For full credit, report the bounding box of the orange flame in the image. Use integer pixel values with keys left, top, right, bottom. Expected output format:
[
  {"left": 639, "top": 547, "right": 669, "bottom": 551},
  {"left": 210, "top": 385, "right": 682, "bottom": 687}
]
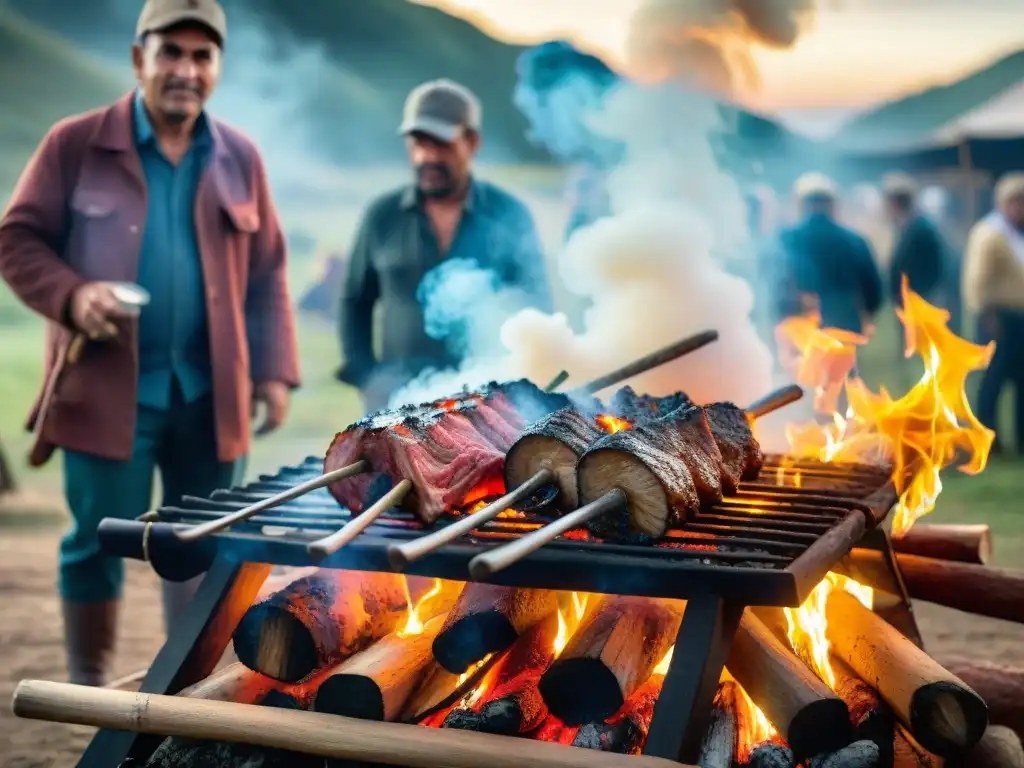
[
  {"left": 719, "top": 668, "right": 777, "bottom": 760},
  {"left": 553, "top": 592, "right": 591, "bottom": 656},
  {"left": 596, "top": 414, "right": 632, "bottom": 434},
  {"left": 398, "top": 577, "right": 443, "bottom": 637},
  {"left": 776, "top": 278, "right": 995, "bottom": 535},
  {"left": 782, "top": 573, "right": 873, "bottom": 688}
]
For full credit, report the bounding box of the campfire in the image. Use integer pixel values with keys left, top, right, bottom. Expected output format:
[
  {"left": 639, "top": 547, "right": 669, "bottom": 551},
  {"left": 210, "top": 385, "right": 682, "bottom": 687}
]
[{"left": 12, "top": 289, "right": 1024, "bottom": 768}]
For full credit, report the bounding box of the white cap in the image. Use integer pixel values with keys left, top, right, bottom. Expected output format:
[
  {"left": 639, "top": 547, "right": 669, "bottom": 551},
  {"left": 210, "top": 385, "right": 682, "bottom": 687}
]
[
  {"left": 794, "top": 172, "right": 837, "bottom": 200},
  {"left": 995, "top": 173, "right": 1024, "bottom": 206},
  {"left": 882, "top": 172, "right": 918, "bottom": 197}
]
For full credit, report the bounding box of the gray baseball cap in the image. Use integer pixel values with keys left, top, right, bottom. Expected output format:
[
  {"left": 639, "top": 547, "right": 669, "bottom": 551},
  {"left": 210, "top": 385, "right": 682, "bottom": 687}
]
[
  {"left": 399, "top": 79, "right": 482, "bottom": 143},
  {"left": 136, "top": 0, "right": 227, "bottom": 45}
]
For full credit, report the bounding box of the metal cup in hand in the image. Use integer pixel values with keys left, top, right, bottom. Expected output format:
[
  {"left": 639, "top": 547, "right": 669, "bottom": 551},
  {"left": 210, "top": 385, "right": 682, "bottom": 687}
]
[{"left": 106, "top": 282, "right": 151, "bottom": 316}]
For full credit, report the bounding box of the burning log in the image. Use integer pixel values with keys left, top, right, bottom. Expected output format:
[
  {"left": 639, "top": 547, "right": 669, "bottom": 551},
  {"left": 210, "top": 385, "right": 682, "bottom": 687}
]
[
  {"left": 839, "top": 549, "right": 1024, "bottom": 625},
  {"left": 825, "top": 590, "right": 988, "bottom": 757},
  {"left": 442, "top": 611, "right": 561, "bottom": 735},
  {"left": 890, "top": 524, "right": 992, "bottom": 565},
  {"left": 177, "top": 662, "right": 279, "bottom": 704},
  {"left": 748, "top": 744, "right": 796, "bottom": 768},
  {"left": 934, "top": 658, "right": 1024, "bottom": 739},
  {"left": 966, "top": 725, "right": 1024, "bottom": 768},
  {"left": 315, "top": 613, "right": 447, "bottom": 722},
  {"left": 432, "top": 585, "right": 558, "bottom": 674},
  {"left": 400, "top": 664, "right": 465, "bottom": 722},
  {"left": 725, "top": 611, "right": 853, "bottom": 762},
  {"left": 698, "top": 680, "right": 740, "bottom": 768},
  {"left": 808, "top": 740, "right": 880, "bottom": 768},
  {"left": 570, "top": 674, "right": 662, "bottom": 754},
  {"left": 233, "top": 569, "right": 408, "bottom": 683},
  {"left": 894, "top": 725, "right": 943, "bottom": 768},
  {"left": 832, "top": 657, "right": 896, "bottom": 767},
  {"left": 538, "top": 596, "right": 683, "bottom": 725}
]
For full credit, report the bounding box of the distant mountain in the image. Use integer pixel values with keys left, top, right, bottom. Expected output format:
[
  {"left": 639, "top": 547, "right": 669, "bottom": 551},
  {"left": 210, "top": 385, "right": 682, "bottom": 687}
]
[{"left": 833, "top": 49, "right": 1024, "bottom": 151}]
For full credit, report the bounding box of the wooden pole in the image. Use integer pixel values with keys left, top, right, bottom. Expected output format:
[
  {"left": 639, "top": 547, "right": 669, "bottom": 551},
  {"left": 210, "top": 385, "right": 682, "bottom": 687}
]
[
  {"left": 12, "top": 681, "right": 690, "bottom": 768},
  {"left": 826, "top": 591, "right": 988, "bottom": 757},
  {"left": 934, "top": 657, "right": 1024, "bottom": 740},
  {"left": 890, "top": 524, "right": 992, "bottom": 565}
]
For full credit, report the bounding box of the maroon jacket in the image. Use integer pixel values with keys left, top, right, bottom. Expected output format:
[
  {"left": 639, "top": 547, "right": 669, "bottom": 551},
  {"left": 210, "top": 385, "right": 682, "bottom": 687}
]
[{"left": 0, "top": 92, "right": 301, "bottom": 463}]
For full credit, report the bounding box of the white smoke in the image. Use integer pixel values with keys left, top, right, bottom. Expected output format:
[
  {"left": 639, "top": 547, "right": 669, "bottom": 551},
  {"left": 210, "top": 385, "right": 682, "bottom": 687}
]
[{"left": 390, "top": 79, "right": 783, "bottom": 433}]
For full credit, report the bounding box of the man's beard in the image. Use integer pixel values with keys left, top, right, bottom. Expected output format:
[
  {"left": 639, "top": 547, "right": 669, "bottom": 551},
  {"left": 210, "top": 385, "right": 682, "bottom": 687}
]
[{"left": 416, "top": 162, "right": 462, "bottom": 199}]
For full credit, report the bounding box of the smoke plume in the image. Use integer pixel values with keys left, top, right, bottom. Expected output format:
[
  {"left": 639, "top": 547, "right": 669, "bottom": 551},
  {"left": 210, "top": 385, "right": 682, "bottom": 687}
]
[
  {"left": 390, "top": 74, "right": 780, "bottom": 417},
  {"left": 626, "top": 0, "right": 816, "bottom": 94}
]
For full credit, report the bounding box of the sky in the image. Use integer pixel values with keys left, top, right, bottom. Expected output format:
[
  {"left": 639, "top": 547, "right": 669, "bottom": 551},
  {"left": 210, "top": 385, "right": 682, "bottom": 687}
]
[{"left": 420, "top": 0, "right": 1024, "bottom": 134}]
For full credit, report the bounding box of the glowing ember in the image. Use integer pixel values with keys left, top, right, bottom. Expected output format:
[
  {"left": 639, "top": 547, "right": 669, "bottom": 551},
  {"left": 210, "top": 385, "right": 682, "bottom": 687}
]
[
  {"left": 782, "top": 573, "right": 872, "bottom": 688},
  {"left": 777, "top": 278, "right": 995, "bottom": 535},
  {"left": 596, "top": 413, "right": 632, "bottom": 434},
  {"left": 398, "top": 577, "right": 443, "bottom": 637}
]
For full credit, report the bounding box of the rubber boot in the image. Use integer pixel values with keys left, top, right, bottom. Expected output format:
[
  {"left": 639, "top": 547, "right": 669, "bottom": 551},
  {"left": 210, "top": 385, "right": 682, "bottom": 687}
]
[
  {"left": 161, "top": 574, "right": 204, "bottom": 636},
  {"left": 61, "top": 599, "right": 118, "bottom": 686}
]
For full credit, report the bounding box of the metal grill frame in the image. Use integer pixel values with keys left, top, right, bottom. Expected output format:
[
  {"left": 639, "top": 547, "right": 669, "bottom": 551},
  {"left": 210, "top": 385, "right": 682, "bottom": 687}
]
[{"left": 79, "top": 455, "right": 900, "bottom": 767}]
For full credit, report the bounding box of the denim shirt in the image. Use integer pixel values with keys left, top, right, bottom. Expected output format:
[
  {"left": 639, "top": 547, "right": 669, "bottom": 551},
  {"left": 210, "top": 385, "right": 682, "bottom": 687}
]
[{"left": 132, "top": 91, "right": 213, "bottom": 409}]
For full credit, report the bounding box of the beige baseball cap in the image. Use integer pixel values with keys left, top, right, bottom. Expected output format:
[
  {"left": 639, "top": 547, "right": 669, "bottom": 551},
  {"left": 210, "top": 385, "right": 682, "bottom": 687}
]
[
  {"left": 399, "top": 79, "right": 482, "bottom": 142},
  {"left": 136, "top": 0, "right": 227, "bottom": 45}
]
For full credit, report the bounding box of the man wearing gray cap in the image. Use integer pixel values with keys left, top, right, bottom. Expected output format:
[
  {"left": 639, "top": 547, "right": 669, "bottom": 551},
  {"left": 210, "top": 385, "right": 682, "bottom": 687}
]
[
  {"left": 0, "top": 0, "right": 299, "bottom": 685},
  {"left": 338, "top": 79, "right": 553, "bottom": 411}
]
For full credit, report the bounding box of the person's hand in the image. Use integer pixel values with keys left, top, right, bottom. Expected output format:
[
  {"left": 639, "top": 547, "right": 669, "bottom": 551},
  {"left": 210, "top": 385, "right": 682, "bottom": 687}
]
[
  {"left": 68, "top": 282, "right": 135, "bottom": 339},
  {"left": 252, "top": 381, "right": 290, "bottom": 436}
]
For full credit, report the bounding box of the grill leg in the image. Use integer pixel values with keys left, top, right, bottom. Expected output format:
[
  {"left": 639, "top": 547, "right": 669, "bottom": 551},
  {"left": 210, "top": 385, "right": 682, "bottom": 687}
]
[
  {"left": 74, "top": 555, "right": 271, "bottom": 767},
  {"left": 855, "top": 528, "right": 925, "bottom": 647},
  {"left": 643, "top": 594, "right": 744, "bottom": 764}
]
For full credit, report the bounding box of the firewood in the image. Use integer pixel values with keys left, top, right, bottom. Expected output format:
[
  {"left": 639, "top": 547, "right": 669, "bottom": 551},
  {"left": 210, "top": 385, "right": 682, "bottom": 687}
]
[
  {"left": 962, "top": 725, "right": 1024, "bottom": 768},
  {"left": 399, "top": 664, "right": 463, "bottom": 722},
  {"left": 748, "top": 744, "right": 796, "bottom": 768},
  {"left": 934, "top": 657, "right": 1024, "bottom": 739},
  {"left": 894, "top": 725, "right": 944, "bottom": 767},
  {"left": 890, "top": 524, "right": 992, "bottom": 565},
  {"left": 832, "top": 657, "right": 896, "bottom": 767},
  {"left": 143, "top": 689, "right": 323, "bottom": 768},
  {"left": 698, "top": 680, "right": 739, "bottom": 768},
  {"left": 570, "top": 674, "right": 662, "bottom": 755},
  {"left": 539, "top": 596, "right": 683, "bottom": 725},
  {"left": 809, "top": 740, "right": 881, "bottom": 768},
  {"left": 315, "top": 614, "right": 447, "bottom": 722},
  {"left": 443, "top": 611, "right": 561, "bottom": 735},
  {"left": 839, "top": 550, "right": 1024, "bottom": 625},
  {"left": 826, "top": 591, "right": 988, "bottom": 758},
  {"left": 233, "top": 569, "right": 408, "bottom": 683},
  {"left": 177, "top": 662, "right": 278, "bottom": 704},
  {"left": 432, "top": 585, "right": 559, "bottom": 674},
  {"left": 726, "top": 611, "right": 853, "bottom": 762}
]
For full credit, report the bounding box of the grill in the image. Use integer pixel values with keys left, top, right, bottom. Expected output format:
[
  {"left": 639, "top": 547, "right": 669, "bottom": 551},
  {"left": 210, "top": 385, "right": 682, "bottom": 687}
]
[{"left": 83, "top": 452, "right": 902, "bottom": 768}]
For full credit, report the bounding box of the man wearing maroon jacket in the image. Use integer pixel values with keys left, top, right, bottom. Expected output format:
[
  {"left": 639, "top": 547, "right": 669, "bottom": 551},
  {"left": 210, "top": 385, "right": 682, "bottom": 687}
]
[{"left": 0, "top": 0, "right": 300, "bottom": 685}]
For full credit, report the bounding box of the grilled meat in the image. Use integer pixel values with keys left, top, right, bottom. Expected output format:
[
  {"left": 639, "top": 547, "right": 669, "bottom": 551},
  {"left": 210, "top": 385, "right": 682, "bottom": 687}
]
[
  {"left": 577, "top": 402, "right": 762, "bottom": 542},
  {"left": 325, "top": 380, "right": 570, "bottom": 524}
]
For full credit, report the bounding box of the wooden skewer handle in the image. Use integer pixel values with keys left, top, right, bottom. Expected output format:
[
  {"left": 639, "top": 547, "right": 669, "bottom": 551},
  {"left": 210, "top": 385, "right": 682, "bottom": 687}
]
[
  {"left": 11, "top": 680, "right": 686, "bottom": 768},
  {"left": 468, "top": 489, "right": 627, "bottom": 580},
  {"left": 307, "top": 479, "right": 412, "bottom": 558},
  {"left": 745, "top": 383, "right": 804, "bottom": 420},
  {"left": 388, "top": 469, "right": 553, "bottom": 570},
  {"left": 575, "top": 329, "right": 719, "bottom": 395},
  {"left": 174, "top": 460, "right": 368, "bottom": 541}
]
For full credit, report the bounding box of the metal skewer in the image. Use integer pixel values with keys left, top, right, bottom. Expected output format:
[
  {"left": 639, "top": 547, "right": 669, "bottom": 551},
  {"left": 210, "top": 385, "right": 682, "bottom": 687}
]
[
  {"left": 173, "top": 461, "right": 367, "bottom": 541},
  {"left": 387, "top": 468, "right": 554, "bottom": 570},
  {"left": 466, "top": 384, "right": 805, "bottom": 579},
  {"left": 307, "top": 479, "right": 413, "bottom": 559}
]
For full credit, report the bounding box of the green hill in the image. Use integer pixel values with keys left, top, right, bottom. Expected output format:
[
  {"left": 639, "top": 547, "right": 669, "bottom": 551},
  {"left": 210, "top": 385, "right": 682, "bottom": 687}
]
[
  {"left": 0, "top": 8, "right": 129, "bottom": 191},
  {"left": 833, "top": 49, "right": 1024, "bottom": 150}
]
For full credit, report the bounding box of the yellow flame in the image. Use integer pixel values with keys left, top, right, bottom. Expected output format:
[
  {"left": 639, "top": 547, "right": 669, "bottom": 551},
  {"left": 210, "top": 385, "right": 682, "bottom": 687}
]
[
  {"left": 553, "top": 592, "right": 591, "bottom": 656},
  {"left": 653, "top": 645, "right": 673, "bottom": 676},
  {"left": 398, "top": 577, "right": 442, "bottom": 637},
  {"left": 777, "top": 278, "right": 995, "bottom": 535},
  {"left": 783, "top": 573, "right": 872, "bottom": 688},
  {"left": 720, "top": 668, "right": 777, "bottom": 759}
]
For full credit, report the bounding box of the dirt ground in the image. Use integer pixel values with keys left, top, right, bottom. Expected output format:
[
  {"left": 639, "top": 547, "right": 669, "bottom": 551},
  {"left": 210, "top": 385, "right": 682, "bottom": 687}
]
[{"left": 0, "top": 517, "right": 1022, "bottom": 768}]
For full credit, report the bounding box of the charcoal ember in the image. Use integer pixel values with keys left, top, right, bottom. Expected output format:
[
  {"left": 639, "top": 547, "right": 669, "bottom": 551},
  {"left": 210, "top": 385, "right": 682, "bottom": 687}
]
[
  {"left": 809, "top": 740, "right": 880, "bottom": 768},
  {"left": 441, "top": 707, "right": 484, "bottom": 730},
  {"left": 571, "top": 719, "right": 643, "bottom": 754},
  {"left": 748, "top": 743, "right": 796, "bottom": 768},
  {"left": 143, "top": 739, "right": 323, "bottom": 768}
]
